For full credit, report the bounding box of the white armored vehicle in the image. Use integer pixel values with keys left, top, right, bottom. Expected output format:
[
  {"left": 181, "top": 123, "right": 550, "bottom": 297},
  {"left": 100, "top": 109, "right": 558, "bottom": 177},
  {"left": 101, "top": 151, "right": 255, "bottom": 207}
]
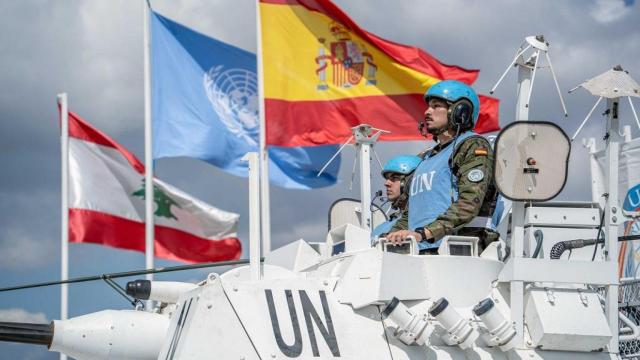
[{"left": 2, "top": 37, "right": 640, "bottom": 360}]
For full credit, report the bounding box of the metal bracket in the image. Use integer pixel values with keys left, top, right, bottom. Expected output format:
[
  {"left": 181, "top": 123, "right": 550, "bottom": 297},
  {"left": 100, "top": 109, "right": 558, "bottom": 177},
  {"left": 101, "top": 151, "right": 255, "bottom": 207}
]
[{"left": 545, "top": 287, "right": 556, "bottom": 305}]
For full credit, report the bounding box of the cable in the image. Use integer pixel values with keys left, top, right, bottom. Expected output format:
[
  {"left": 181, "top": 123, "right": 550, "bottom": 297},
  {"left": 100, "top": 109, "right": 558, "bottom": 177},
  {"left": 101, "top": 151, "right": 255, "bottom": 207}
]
[
  {"left": 447, "top": 124, "right": 462, "bottom": 203},
  {"left": 0, "top": 258, "right": 259, "bottom": 293},
  {"left": 532, "top": 230, "right": 544, "bottom": 258},
  {"left": 591, "top": 194, "right": 608, "bottom": 261},
  {"left": 551, "top": 238, "right": 603, "bottom": 260}
]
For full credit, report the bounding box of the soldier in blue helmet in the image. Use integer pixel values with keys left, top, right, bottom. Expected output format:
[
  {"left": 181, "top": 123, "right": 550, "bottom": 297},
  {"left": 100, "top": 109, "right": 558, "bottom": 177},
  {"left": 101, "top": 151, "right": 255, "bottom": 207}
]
[
  {"left": 386, "top": 80, "right": 498, "bottom": 254},
  {"left": 371, "top": 155, "right": 422, "bottom": 241}
]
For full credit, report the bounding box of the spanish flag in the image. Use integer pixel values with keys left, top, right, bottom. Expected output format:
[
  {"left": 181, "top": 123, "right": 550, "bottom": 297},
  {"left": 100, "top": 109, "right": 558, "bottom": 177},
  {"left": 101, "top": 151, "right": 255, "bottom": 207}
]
[{"left": 260, "top": 0, "right": 500, "bottom": 148}]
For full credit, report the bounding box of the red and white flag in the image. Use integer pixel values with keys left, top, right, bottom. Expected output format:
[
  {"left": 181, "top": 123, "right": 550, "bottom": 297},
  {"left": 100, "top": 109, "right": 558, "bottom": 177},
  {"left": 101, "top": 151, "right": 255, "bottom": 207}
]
[{"left": 66, "top": 110, "right": 241, "bottom": 263}]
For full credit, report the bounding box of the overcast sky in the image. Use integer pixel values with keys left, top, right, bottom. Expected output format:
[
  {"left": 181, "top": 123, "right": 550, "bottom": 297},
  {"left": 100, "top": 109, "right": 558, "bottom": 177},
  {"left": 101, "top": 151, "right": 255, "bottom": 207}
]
[{"left": 0, "top": 0, "right": 638, "bottom": 358}]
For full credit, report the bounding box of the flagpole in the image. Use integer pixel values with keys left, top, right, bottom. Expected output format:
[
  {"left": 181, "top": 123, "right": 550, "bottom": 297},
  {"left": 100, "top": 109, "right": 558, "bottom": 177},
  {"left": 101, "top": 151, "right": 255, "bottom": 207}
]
[
  {"left": 57, "top": 93, "right": 69, "bottom": 360},
  {"left": 256, "top": 0, "right": 271, "bottom": 255},
  {"left": 143, "top": 0, "right": 155, "bottom": 284}
]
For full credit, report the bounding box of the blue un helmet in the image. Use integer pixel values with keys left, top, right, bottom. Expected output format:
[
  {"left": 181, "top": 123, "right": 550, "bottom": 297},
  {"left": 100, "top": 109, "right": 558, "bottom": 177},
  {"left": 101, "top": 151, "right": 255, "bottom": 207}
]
[
  {"left": 423, "top": 80, "right": 480, "bottom": 130},
  {"left": 381, "top": 155, "right": 422, "bottom": 178}
]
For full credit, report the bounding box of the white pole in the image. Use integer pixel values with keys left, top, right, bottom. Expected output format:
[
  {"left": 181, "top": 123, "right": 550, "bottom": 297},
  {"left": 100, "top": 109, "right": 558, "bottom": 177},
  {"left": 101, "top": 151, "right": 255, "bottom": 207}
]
[
  {"left": 246, "top": 152, "right": 262, "bottom": 280},
  {"left": 604, "top": 98, "right": 620, "bottom": 353},
  {"left": 508, "top": 61, "right": 532, "bottom": 350},
  {"left": 57, "top": 93, "right": 69, "bottom": 360},
  {"left": 359, "top": 143, "right": 372, "bottom": 231},
  {"left": 142, "top": 0, "right": 154, "bottom": 283},
  {"left": 256, "top": 0, "right": 271, "bottom": 255}
]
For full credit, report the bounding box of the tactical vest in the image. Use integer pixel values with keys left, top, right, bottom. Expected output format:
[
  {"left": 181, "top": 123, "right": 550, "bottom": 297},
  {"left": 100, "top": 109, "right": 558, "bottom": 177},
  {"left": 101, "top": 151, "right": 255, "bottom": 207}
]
[{"left": 409, "top": 132, "right": 493, "bottom": 250}]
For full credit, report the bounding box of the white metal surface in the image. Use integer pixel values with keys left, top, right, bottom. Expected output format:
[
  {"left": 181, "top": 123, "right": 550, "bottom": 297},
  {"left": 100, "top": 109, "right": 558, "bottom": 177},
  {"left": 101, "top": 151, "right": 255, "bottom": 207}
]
[
  {"left": 142, "top": 0, "right": 154, "bottom": 284},
  {"left": 333, "top": 250, "right": 429, "bottom": 309},
  {"left": 325, "top": 223, "right": 370, "bottom": 256},
  {"left": 572, "top": 67, "right": 640, "bottom": 99},
  {"left": 265, "top": 239, "right": 322, "bottom": 272},
  {"left": 222, "top": 276, "right": 391, "bottom": 359},
  {"left": 147, "top": 282, "right": 198, "bottom": 304},
  {"left": 524, "top": 205, "right": 600, "bottom": 228},
  {"left": 157, "top": 279, "right": 260, "bottom": 359},
  {"left": 358, "top": 136, "right": 372, "bottom": 231},
  {"left": 499, "top": 257, "right": 616, "bottom": 285},
  {"left": 57, "top": 93, "right": 69, "bottom": 360},
  {"left": 525, "top": 288, "right": 612, "bottom": 352},
  {"left": 604, "top": 98, "right": 621, "bottom": 353},
  {"left": 50, "top": 310, "right": 169, "bottom": 360},
  {"left": 246, "top": 152, "right": 262, "bottom": 280}
]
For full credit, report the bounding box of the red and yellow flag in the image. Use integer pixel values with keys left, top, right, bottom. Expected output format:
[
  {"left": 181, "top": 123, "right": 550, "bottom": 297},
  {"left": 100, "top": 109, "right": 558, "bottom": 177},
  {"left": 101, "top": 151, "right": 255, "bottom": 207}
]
[{"left": 260, "top": 0, "right": 500, "bottom": 147}]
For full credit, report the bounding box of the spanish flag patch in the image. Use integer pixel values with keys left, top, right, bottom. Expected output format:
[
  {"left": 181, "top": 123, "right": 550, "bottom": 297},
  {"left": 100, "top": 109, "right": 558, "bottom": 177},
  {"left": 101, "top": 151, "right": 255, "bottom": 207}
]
[{"left": 474, "top": 148, "right": 489, "bottom": 156}]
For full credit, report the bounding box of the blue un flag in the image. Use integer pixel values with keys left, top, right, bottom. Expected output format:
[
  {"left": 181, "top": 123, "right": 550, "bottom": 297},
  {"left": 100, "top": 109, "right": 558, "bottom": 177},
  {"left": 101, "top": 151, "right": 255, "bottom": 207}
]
[{"left": 151, "top": 11, "right": 339, "bottom": 189}]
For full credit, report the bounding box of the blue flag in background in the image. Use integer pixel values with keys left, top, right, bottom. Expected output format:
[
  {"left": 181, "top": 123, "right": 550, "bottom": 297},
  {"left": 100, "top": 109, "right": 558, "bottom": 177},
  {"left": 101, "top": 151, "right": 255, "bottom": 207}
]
[{"left": 151, "top": 12, "right": 339, "bottom": 189}]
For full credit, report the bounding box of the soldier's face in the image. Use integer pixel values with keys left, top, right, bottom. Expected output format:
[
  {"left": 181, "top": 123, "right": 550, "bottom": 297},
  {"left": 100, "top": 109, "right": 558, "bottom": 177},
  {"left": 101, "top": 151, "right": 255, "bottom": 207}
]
[
  {"left": 384, "top": 173, "right": 402, "bottom": 201},
  {"left": 423, "top": 98, "right": 450, "bottom": 133}
]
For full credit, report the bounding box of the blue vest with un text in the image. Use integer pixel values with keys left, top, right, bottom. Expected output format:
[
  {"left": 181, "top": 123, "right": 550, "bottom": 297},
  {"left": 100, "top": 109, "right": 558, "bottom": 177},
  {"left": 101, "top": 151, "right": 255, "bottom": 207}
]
[{"left": 409, "top": 132, "right": 476, "bottom": 250}]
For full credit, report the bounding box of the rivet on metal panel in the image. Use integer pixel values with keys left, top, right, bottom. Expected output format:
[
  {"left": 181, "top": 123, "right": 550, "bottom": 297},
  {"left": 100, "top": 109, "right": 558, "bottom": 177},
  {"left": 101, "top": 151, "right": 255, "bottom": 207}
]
[
  {"left": 613, "top": 216, "right": 618, "bottom": 222},
  {"left": 533, "top": 214, "right": 538, "bottom": 219},
  {"left": 233, "top": 286, "right": 238, "bottom": 292},
  {"left": 323, "top": 280, "right": 328, "bottom": 286},
  {"left": 271, "top": 354, "right": 276, "bottom": 358},
  {"left": 612, "top": 207, "right": 617, "bottom": 214},
  {"left": 563, "top": 215, "right": 567, "bottom": 220},
  {"left": 527, "top": 340, "right": 532, "bottom": 346},
  {"left": 207, "top": 304, "right": 213, "bottom": 309}
]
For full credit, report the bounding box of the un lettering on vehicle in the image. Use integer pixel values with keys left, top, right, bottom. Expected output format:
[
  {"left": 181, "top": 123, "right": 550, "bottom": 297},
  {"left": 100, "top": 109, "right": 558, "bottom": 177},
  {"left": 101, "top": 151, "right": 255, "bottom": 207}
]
[{"left": 265, "top": 289, "right": 341, "bottom": 358}]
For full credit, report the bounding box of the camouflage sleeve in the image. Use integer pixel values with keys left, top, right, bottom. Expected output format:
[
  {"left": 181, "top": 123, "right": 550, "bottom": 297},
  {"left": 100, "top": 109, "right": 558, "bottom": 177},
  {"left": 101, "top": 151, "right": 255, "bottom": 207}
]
[
  {"left": 424, "top": 137, "right": 494, "bottom": 241},
  {"left": 389, "top": 207, "right": 409, "bottom": 232}
]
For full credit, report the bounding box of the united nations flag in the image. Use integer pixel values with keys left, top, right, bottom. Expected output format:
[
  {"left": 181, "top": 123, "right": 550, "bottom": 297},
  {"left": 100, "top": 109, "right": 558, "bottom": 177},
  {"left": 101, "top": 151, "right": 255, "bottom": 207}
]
[{"left": 151, "top": 11, "right": 339, "bottom": 189}]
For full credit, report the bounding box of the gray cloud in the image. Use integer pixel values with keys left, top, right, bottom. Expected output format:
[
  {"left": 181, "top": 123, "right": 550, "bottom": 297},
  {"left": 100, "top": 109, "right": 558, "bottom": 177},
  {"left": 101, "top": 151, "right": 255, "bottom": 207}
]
[
  {"left": 590, "top": 0, "right": 635, "bottom": 23},
  {"left": 0, "top": 227, "right": 56, "bottom": 270},
  {"left": 0, "top": 308, "right": 48, "bottom": 323}
]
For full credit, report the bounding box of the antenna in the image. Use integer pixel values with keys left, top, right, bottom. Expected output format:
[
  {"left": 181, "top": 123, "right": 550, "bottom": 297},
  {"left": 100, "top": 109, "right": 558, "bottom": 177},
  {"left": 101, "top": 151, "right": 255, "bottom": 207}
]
[
  {"left": 569, "top": 65, "right": 640, "bottom": 353},
  {"left": 490, "top": 35, "right": 568, "bottom": 118},
  {"left": 488, "top": 35, "right": 569, "bottom": 350},
  {"left": 318, "top": 124, "right": 389, "bottom": 231},
  {"left": 569, "top": 65, "right": 640, "bottom": 141}
]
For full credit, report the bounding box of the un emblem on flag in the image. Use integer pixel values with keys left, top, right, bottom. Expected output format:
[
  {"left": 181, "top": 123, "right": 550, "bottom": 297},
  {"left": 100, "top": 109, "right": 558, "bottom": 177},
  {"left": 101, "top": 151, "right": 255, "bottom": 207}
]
[{"left": 203, "top": 65, "right": 259, "bottom": 145}]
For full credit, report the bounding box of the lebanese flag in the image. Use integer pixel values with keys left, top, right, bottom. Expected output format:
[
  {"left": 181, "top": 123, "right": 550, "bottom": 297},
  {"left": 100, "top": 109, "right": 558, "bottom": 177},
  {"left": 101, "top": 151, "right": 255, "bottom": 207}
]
[
  {"left": 66, "top": 110, "right": 241, "bottom": 263},
  {"left": 260, "top": 0, "right": 500, "bottom": 147}
]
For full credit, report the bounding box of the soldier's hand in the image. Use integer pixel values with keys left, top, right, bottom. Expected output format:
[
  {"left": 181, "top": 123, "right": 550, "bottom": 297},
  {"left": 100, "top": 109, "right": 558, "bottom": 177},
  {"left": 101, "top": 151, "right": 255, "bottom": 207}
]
[{"left": 386, "top": 230, "right": 421, "bottom": 245}]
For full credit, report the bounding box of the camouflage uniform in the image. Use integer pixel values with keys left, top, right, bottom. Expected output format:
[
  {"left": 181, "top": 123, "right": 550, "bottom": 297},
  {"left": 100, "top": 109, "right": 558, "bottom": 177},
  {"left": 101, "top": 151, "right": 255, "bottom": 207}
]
[
  {"left": 389, "top": 178, "right": 410, "bottom": 232},
  {"left": 392, "top": 135, "right": 498, "bottom": 250}
]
